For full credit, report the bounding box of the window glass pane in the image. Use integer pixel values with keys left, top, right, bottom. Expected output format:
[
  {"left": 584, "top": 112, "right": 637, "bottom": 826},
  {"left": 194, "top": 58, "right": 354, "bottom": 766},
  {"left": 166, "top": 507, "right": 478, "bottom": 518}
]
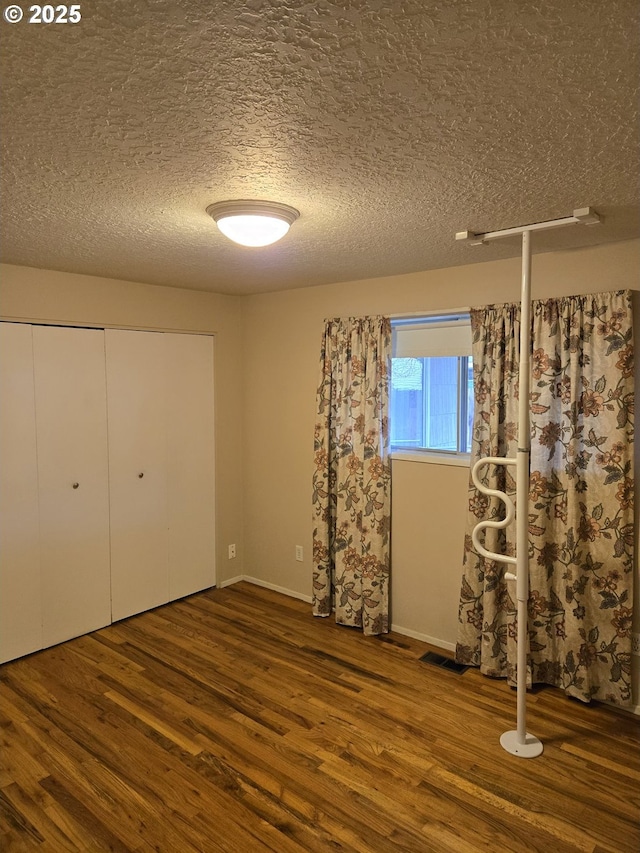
[
  {"left": 390, "top": 312, "right": 474, "bottom": 456},
  {"left": 390, "top": 358, "right": 423, "bottom": 447},
  {"left": 424, "top": 357, "right": 458, "bottom": 451},
  {"left": 465, "top": 357, "right": 474, "bottom": 453}
]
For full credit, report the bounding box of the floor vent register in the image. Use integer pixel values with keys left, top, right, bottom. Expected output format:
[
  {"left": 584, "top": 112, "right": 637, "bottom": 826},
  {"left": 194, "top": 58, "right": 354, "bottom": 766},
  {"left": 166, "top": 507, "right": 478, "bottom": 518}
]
[{"left": 419, "top": 651, "right": 469, "bottom": 675}]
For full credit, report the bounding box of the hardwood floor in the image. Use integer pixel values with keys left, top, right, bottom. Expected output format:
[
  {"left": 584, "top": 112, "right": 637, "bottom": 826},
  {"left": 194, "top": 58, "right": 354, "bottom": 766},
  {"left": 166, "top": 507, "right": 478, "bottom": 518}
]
[{"left": 1, "top": 582, "right": 638, "bottom": 853}]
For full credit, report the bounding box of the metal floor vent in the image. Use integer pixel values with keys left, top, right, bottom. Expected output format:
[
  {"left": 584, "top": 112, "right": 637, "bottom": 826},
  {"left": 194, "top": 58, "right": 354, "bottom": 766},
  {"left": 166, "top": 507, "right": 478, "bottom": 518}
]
[{"left": 419, "top": 651, "right": 469, "bottom": 675}]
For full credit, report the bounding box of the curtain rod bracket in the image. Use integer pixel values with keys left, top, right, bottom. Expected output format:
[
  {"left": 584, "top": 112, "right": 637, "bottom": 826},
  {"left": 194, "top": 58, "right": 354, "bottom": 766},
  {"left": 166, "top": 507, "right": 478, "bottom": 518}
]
[
  {"left": 573, "top": 206, "right": 601, "bottom": 226},
  {"left": 455, "top": 230, "right": 486, "bottom": 246},
  {"left": 456, "top": 206, "right": 601, "bottom": 246}
]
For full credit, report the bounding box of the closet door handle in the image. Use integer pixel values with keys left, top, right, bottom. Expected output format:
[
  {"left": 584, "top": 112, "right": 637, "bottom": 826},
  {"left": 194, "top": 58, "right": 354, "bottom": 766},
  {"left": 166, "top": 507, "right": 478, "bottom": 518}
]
[
  {"left": 138, "top": 472, "right": 144, "bottom": 478},
  {"left": 72, "top": 482, "right": 79, "bottom": 489}
]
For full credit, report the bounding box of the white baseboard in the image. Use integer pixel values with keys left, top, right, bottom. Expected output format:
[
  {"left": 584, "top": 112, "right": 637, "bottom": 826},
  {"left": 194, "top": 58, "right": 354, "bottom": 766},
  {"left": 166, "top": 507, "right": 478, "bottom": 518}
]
[
  {"left": 222, "top": 576, "right": 457, "bottom": 646},
  {"left": 219, "top": 575, "right": 245, "bottom": 589},
  {"left": 217, "top": 582, "right": 639, "bottom": 714},
  {"left": 222, "top": 576, "right": 453, "bottom": 647},
  {"left": 219, "top": 574, "right": 312, "bottom": 604},
  {"left": 391, "top": 623, "right": 455, "bottom": 653},
  {"left": 606, "top": 701, "right": 640, "bottom": 716}
]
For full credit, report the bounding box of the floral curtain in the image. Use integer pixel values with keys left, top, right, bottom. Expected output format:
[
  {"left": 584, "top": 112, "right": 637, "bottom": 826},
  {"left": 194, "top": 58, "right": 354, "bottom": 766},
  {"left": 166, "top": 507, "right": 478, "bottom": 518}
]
[
  {"left": 312, "top": 316, "right": 392, "bottom": 636},
  {"left": 457, "top": 290, "right": 634, "bottom": 706}
]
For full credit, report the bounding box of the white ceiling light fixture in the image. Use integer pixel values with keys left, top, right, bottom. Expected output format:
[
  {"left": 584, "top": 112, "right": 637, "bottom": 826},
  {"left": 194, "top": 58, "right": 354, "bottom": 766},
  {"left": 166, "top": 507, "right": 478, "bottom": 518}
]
[{"left": 206, "top": 199, "right": 300, "bottom": 247}]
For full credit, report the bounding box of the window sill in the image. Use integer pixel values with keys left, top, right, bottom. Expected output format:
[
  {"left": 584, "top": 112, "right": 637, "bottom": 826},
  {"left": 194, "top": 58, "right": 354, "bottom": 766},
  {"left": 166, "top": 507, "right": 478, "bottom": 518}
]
[{"left": 391, "top": 450, "right": 471, "bottom": 468}]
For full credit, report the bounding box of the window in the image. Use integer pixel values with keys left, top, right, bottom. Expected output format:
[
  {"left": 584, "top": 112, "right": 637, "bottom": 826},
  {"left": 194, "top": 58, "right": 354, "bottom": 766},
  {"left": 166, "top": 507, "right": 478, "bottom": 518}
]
[{"left": 391, "top": 315, "right": 473, "bottom": 456}]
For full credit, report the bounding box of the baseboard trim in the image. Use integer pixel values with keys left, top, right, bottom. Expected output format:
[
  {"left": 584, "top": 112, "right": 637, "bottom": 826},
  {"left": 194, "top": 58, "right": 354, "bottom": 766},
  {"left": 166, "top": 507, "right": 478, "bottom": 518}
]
[
  {"left": 216, "top": 583, "right": 639, "bottom": 714},
  {"left": 222, "top": 577, "right": 454, "bottom": 647},
  {"left": 219, "top": 575, "right": 312, "bottom": 604},
  {"left": 219, "top": 575, "right": 245, "bottom": 589},
  {"left": 607, "top": 701, "right": 640, "bottom": 717},
  {"left": 391, "top": 623, "right": 455, "bottom": 653}
]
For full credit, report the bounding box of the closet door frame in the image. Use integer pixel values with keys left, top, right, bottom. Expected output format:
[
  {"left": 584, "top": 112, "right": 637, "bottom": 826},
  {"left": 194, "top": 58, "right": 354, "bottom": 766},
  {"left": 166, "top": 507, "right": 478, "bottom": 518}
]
[{"left": 0, "top": 319, "right": 217, "bottom": 660}]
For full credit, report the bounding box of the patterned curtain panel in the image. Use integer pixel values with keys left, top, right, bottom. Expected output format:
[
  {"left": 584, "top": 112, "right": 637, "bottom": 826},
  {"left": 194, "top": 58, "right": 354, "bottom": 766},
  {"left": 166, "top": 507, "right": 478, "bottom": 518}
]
[
  {"left": 312, "top": 316, "right": 392, "bottom": 636},
  {"left": 457, "top": 290, "right": 634, "bottom": 707}
]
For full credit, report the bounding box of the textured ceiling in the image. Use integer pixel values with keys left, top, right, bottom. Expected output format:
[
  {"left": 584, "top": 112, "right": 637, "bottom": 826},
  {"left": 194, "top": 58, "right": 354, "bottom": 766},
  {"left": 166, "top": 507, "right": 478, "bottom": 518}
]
[{"left": 1, "top": 0, "right": 638, "bottom": 295}]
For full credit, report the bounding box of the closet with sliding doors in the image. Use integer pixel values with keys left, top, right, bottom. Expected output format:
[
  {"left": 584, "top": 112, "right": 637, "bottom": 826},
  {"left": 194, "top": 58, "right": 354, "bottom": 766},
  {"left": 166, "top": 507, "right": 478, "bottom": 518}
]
[{"left": 0, "top": 323, "right": 216, "bottom": 664}]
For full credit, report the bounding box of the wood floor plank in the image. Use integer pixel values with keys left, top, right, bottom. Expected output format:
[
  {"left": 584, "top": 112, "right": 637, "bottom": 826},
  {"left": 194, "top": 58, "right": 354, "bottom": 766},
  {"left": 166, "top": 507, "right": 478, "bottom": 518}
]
[
  {"left": 1, "top": 582, "right": 639, "bottom": 852},
  {"left": 3, "top": 678, "right": 275, "bottom": 852}
]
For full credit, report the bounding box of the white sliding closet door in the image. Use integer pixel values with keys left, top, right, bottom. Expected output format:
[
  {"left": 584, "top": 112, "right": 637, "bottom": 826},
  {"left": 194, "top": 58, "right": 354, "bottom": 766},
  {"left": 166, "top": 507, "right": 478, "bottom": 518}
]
[
  {"left": 0, "top": 323, "right": 42, "bottom": 662},
  {"left": 106, "top": 330, "right": 169, "bottom": 621},
  {"left": 33, "top": 325, "right": 111, "bottom": 648},
  {"left": 165, "top": 333, "right": 215, "bottom": 600}
]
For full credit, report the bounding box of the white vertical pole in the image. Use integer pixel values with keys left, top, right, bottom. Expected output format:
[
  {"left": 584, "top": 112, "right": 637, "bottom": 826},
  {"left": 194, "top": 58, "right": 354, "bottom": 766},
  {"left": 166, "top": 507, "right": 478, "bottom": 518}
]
[
  {"left": 500, "top": 230, "right": 543, "bottom": 757},
  {"left": 516, "top": 231, "right": 532, "bottom": 743},
  {"left": 461, "top": 208, "right": 601, "bottom": 758}
]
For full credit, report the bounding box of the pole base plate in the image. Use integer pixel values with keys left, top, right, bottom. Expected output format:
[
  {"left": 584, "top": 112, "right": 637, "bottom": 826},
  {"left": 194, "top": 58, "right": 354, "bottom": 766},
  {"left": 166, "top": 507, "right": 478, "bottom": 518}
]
[{"left": 500, "top": 730, "right": 543, "bottom": 758}]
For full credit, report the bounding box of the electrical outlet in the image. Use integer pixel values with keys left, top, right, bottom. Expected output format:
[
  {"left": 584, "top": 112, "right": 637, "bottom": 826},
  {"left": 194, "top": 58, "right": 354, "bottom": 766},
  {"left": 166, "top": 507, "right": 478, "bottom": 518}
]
[
  {"left": 228, "top": 544, "right": 236, "bottom": 560},
  {"left": 632, "top": 632, "right": 640, "bottom": 656},
  {"left": 295, "top": 545, "right": 303, "bottom": 562}
]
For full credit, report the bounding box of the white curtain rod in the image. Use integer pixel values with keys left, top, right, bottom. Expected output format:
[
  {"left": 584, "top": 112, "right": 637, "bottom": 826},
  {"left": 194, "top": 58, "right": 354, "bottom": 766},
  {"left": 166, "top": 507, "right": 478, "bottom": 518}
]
[{"left": 390, "top": 307, "right": 470, "bottom": 319}]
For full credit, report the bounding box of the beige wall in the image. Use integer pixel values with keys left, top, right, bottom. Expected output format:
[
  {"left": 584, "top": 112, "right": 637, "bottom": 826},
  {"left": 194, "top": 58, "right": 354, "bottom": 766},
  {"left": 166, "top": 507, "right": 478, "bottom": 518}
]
[
  {"left": 241, "top": 240, "right": 640, "bottom": 699},
  {"left": 2, "top": 239, "right": 639, "bottom": 706},
  {"left": 0, "top": 263, "right": 245, "bottom": 585}
]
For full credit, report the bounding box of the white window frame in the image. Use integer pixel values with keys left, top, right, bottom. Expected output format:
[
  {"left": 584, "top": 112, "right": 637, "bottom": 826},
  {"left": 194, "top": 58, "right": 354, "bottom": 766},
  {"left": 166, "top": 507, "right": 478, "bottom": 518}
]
[{"left": 390, "top": 312, "right": 473, "bottom": 467}]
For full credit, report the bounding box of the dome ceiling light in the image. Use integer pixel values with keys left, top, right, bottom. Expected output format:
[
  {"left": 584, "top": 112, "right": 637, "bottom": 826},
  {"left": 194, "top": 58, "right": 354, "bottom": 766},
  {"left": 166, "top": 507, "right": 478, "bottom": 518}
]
[{"left": 206, "top": 200, "right": 300, "bottom": 248}]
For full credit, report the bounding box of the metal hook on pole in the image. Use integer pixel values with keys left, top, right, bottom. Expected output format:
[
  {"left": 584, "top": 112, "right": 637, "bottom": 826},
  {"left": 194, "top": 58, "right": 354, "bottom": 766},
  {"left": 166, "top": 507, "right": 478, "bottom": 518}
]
[{"left": 470, "top": 455, "right": 516, "bottom": 574}]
